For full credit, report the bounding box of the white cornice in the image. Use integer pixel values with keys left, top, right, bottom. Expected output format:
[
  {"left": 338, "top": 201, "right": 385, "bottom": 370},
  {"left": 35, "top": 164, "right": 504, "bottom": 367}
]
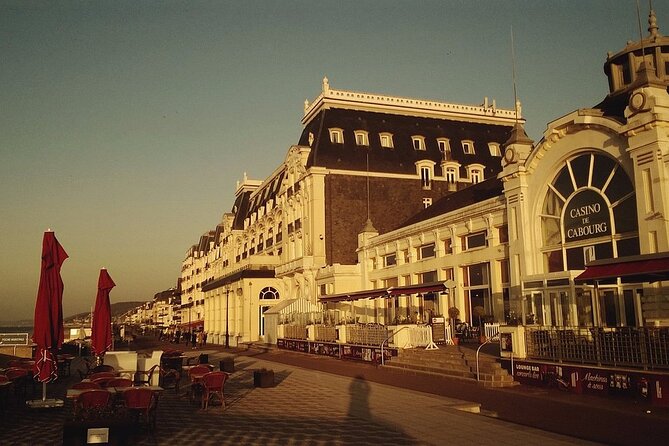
[{"left": 302, "top": 86, "right": 521, "bottom": 127}]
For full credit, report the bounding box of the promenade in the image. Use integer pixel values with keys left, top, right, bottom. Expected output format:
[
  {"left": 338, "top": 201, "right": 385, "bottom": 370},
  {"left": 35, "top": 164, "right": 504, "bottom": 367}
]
[{"left": 1, "top": 335, "right": 667, "bottom": 445}]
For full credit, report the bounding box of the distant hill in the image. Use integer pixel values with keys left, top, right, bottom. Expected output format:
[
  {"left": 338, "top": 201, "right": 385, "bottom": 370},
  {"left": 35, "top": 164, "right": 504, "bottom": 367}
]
[{"left": 64, "top": 301, "right": 147, "bottom": 323}]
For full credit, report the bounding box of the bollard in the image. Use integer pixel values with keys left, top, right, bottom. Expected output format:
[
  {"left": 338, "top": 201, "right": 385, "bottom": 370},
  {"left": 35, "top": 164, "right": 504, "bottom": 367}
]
[{"left": 220, "top": 357, "right": 235, "bottom": 372}]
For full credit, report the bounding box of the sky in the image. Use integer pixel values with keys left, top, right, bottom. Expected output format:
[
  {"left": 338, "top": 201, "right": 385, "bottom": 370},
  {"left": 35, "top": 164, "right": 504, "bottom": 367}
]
[{"left": 1, "top": 1, "right": 666, "bottom": 322}]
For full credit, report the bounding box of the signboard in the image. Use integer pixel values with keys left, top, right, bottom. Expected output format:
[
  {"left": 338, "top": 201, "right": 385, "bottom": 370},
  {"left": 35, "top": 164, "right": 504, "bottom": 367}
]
[
  {"left": 431, "top": 317, "right": 446, "bottom": 343},
  {"left": 563, "top": 190, "right": 611, "bottom": 242},
  {"left": 0, "top": 333, "right": 29, "bottom": 346}
]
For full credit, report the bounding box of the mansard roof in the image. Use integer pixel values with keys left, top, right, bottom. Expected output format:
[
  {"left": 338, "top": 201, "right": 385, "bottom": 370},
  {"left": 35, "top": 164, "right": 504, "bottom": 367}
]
[
  {"left": 398, "top": 177, "right": 504, "bottom": 229},
  {"left": 298, "top": 108, "right": 512, "bottom": 180}
]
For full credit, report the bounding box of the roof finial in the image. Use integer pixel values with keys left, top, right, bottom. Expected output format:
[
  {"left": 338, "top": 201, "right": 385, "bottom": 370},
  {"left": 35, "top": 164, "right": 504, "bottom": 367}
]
[
  {"left": 648, "top": 7, "right": 659, "bottom": 38},
  {"left": 322, "top": 76, "right": 330, "bottom": 93}
]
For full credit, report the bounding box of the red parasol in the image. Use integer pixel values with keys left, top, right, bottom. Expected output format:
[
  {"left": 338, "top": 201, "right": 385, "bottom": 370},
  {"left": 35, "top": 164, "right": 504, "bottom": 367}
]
[
  {"left": 91, "top": 268, "right": 115, "bottom": 356},
  {"left": 33, "top": 231, "right": 68, "bottom": 384}
]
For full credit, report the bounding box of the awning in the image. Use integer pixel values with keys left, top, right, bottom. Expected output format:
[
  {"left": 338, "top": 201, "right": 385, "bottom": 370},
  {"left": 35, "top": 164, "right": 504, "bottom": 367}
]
[
  {"left": 575, "top": 253, "right": 669, "bottom": 284},
  {"left": 387, "top": 281, "right": 448, "bottom": 296},
  {"left": 319, "top": 288, "right": 388, "bottom": 303},
  {"left": 319, "top": 281, "right": 449, "bottom": 303}
]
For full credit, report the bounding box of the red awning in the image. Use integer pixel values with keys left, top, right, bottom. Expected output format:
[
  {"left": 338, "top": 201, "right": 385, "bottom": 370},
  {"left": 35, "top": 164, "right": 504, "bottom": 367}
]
[
  {"left": 387, "top": 281, "right": 448, "bottom": 296},
  {"left": 575, "top": 254, "right": 669, "bottom": 284},
  {"left": 319, "top": 288, "right": 388, "bottom": 303}
]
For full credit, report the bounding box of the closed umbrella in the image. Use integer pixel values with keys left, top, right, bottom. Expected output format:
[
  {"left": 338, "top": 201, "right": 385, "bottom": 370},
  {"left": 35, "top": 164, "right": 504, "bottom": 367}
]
[
  {"left": 91, "top": 268, "right": 115, "bottom": 360},
  {"left": 30, "top": 230, "right": 68, "bottom": 407}
]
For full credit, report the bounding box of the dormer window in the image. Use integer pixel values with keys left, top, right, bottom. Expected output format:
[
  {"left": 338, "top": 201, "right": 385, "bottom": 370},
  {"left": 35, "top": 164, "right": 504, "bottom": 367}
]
[
  {"left": 437, "top": 138, "right": 451, "bottom": 156},
  {"left": 488, "top": 142, "right": 501, "bottom": 157},
  {"left": 468, "top": 165, "right": 484, "bottom": 184},
  {"left": 379, "top": 133, "right": 394, "bottom": 148},
  {"left": 329, "top": 128, "right": 344, "bottom": 144},
  {"left": 412, "top": 135, "right": 426, "bottom": 151},
  {"left": 354, "top": 130, "right": 369, "bottom": 147},
  {"left": 420, "top": 166, "right": 432, "bottom": 189},
  {"left": 462, "top": 140, "right": 475, "bottom": 154}
]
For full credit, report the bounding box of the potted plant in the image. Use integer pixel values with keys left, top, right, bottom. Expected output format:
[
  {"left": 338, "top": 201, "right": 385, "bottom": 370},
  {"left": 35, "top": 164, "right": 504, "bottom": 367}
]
[
  {"left": 447, "top": 307, "right": 460, "bottom": 345},
  {"left": 473, "top": 306, "right": 486, "bottom": 343}
]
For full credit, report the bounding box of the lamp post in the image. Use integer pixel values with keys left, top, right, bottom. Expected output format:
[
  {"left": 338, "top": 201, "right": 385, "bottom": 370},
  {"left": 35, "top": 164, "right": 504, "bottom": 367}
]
[
  {"left": 225, "top": 286, "right": 230, "bottom": 348},
  {"left": 188, "top": 296, "right": 193, "bottom": 340}
]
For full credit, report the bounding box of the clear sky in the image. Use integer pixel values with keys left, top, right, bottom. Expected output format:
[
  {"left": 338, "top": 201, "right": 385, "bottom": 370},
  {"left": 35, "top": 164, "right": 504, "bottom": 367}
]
[{"left": 1, "top": 1, "right": 666, "bottom": 321}]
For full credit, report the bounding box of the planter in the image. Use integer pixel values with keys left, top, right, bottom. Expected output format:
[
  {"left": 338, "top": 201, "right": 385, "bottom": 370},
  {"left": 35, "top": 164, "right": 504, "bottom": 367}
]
[
  {"left": 219, "top": 357, "right": 235, "bottom": 373},
  {"left": 253, "top": 369, "right": 274, "bottom": 388},
  {"left": 451, "top": 337, "right": 459, "bottom": 345}
]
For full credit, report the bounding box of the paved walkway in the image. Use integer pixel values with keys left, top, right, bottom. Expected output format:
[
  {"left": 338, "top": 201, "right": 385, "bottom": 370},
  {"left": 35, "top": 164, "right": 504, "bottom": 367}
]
[{"left": 1, "top": 342, "right": 600, "bottom": 446}]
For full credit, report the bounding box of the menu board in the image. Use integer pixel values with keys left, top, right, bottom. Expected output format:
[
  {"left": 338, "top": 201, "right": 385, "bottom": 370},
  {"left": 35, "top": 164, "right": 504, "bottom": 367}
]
[{"left": 431, "top": 317, "right": 446, "bottom": 343}]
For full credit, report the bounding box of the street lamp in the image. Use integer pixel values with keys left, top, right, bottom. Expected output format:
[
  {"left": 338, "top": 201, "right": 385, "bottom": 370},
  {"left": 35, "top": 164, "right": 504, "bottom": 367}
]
[
  {"left": 188, "top": 297, "right": 193, "bottom": 339},
  {"left": 225, "top": 286, "right": 230, "bottom": 348}
]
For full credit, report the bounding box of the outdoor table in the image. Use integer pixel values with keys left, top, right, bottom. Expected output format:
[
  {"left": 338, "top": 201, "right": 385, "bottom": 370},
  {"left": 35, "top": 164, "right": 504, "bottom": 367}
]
[{"left": 66, "top": 385, "right": 164, "bottom": 400}]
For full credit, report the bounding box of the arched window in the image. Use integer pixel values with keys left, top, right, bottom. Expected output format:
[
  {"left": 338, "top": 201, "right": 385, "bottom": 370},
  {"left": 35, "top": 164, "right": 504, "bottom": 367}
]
[
  {"left": 540, "top": 152, "right": 638, "bottom": 272},
  {"left": 259, "top": 287, "right": 280, "bottom": 300}
]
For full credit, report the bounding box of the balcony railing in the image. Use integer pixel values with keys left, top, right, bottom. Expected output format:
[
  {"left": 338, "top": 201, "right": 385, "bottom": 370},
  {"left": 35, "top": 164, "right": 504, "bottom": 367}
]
[{"left": 525, "top": 326, "right": 669, "bottom": 370}]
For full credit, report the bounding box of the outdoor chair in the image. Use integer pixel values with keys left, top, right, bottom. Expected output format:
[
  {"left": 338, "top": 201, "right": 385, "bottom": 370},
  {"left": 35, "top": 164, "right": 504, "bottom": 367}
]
[
  {"left": 71, "top": 381, "right": 101, "bottom": 390},
  {"left": 78, "top": 357, "right": 95, "bottom": 380},
  {"left": 105, "top": 378, "right": 133, "bottom": 388},
  {"left": 188, "top": 364, "right": 212, "bottom": 404},
  {"left": 92, "top": 376, "right": 116, "bottom": 388},
  {"left": 5, "top": 367, "right": 30, "bottom": 401},
  {"left": 122, "top": 387, "right": 157, "bottom": 431},
  {"left": 200, "top": 371, "right": 228, "bottom": 410},
  {"left": 134, "top": 364, "right": 159, "bottom": 387},
  {"left": 91, "top": 364, "right": 115, "bottom": 374},
  {"left": 0, "top": 374, "right": 10, "bottom": 413},
  {"left": 158, "top": 367, "right": 181, "bottom": 394},
  {"left": 89, "top": 371, "right": 116, "bottom": 381},
  {"left": 74, "top": 389, "right": 111, "bottom": 421}
]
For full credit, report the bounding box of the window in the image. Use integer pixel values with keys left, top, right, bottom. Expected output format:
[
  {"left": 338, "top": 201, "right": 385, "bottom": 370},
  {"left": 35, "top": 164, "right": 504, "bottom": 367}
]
[
  {"left": 421, "top": 270, "right": 438, "bottom": 283},
  {"left": 354, "top": 130, "right": 369, "bottom": 146},
  {"left": 464, "top": 231, "right": 487, "bottom": 250},
  {"left": 259, "top": 287, "right": 280, "bottom": 300},
  {"left": 419, "top": 243, "right": 435, "bottom": 259},
  {"left": 443, "top": 239, "right": 452, "bottom": 254},
  {"left": 420, "top": 167, "right": 431, "bottom": 189},
  {"left": 498, "top": 225, "right": 509, "bottom": 243},
  {"left": 445, "top": 166, "right": 458, "bottom": 182},
  {"left": 437, "top": 138, "right": 451, "bottom": 155},
  {"left": 412, "top": 135, "right": 426, "bottom": 151},
  {"left": 488, "top": 142, "right": 501, "bottom": 156},
  {"left": 470, "top": 168, "right": 483, "bottom": 184},
  {"left": 385, "top": 277, "right": 399, "bottom": 287},
  {"left": 329, "top": 128, "right": 344, "bottom": 144},
  {"left": 384, "top": 253, "right": 397, "bottom": 267},
  {"left": 462, "top": 140, "right": 475, "bottom": 154},
  {"left": 422, "top": 197, "right": 432, "bottom": 208},
  {"left": 402, "top": 249, "right": 410, "bottom": 263},
  {"left": 379, "top": 133, "right": 394, "bottom": 148}
]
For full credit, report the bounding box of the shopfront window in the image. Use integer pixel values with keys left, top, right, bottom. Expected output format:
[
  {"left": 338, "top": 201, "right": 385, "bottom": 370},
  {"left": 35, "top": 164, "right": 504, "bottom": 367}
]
[
  {"left": 540, "top": 153, "right": 638, "bottom": 271},
  {"left": 549, "top": 291, "right": 572, "bottom": 327},
  {"left": 524, "top": 292, "right": 544, "bottom": 325},
  {"left": 576, "top": 289, "right": 594, "bottom": 327},
  {"left": 463, "top": 263, "right": 492, "bottom": 324}
]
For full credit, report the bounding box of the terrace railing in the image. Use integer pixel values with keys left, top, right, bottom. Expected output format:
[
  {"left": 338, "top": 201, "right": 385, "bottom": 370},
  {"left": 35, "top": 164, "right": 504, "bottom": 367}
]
[
  {"left": 525, "top": 326, "right": 669, "bottom": 370},
  {"left": 346, "top": 324, "right": 389, "bottom": 346}
]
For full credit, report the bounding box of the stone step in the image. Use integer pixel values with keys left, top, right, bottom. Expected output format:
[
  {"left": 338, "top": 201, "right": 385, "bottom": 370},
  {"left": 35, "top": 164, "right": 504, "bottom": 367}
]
[{"left": 384, "top": 361, "right": 476, "bottom": 379}]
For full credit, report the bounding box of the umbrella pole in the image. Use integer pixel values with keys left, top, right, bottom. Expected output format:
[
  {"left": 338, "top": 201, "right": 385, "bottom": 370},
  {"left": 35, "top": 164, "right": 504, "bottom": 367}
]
[{"left": 42, "top": 382, "right": 47, "bottom": 402}]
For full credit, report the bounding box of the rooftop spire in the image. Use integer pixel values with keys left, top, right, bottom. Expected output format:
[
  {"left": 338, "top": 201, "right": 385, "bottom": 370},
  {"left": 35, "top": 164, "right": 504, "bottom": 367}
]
[{"left": 648, "top": 8, "right": 660, "bottom": 38}]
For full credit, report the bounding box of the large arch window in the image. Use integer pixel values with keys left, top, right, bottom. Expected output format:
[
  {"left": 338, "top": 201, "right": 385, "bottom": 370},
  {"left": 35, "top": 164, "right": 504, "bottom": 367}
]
[
  {"left": 540, "top": 152, "right": 639, "bottom": 273},
  {"left": 259, "top": 287, "right": 280, "bottom": 300}
]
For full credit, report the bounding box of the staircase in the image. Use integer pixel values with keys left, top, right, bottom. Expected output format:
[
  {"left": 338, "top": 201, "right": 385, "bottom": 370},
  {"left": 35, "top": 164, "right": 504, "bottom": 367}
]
[{"left": 381, "top": 345, "right": 518, "bottom": 388}]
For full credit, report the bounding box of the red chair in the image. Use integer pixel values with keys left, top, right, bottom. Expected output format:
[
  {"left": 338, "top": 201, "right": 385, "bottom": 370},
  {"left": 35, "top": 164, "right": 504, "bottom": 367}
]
[
  {"left": 200, "top": 371, "right": 228, "bottom": 410},
  {"left": 74, "top": 389, "right": 111, "bottom": 420},
  {"left": 92, "top": 376, "right": 116, "bottom": 388},
  {"left": 105, "top": 378, "right": 133, "bottom": 388},
  {"left": 71, "top": 381, "right": 101, "bottom": 390},
  {"left": 122, "top": 387, "right": 157, "bottom": 430}
]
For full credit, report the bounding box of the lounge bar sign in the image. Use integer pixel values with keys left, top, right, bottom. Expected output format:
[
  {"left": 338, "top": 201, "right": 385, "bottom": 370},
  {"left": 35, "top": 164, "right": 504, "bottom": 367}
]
[{"left": 564, "top": 190, "right": 611, "bottom": 242}]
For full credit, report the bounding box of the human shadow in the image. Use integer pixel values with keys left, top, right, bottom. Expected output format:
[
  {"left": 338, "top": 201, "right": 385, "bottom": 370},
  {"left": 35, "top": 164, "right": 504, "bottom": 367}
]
[{"left": 347, "top": 374, "right": 372, "bottom": 420}]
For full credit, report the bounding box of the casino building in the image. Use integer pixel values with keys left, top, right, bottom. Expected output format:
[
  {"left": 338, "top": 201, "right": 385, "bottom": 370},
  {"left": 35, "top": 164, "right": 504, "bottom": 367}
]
[{"left": 175, "top": 7, "right": 669, "bottom": 399}]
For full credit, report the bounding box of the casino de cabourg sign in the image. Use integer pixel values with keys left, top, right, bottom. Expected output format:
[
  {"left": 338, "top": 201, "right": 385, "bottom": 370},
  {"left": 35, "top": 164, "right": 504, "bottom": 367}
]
[{"left": 564, "top": 190, "right": 611, "bottom": 242}]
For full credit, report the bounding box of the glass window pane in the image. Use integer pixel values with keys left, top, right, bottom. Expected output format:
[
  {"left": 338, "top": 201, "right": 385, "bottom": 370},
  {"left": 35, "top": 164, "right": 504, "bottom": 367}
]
[
  {"left": 591, "top": 155, "right": 616, "bottom": 189},
  {"left": 613, "top": 195, "right": 638, "bottom": 233},
  {"left": 553, "top": 167, "right": 574, "bottom": 199},
  {"left": 570, "top": 154, "right": 592, "bottom": 189},
  {"left": 605, "top": 167, "right": 634, "bottom": 203}
]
